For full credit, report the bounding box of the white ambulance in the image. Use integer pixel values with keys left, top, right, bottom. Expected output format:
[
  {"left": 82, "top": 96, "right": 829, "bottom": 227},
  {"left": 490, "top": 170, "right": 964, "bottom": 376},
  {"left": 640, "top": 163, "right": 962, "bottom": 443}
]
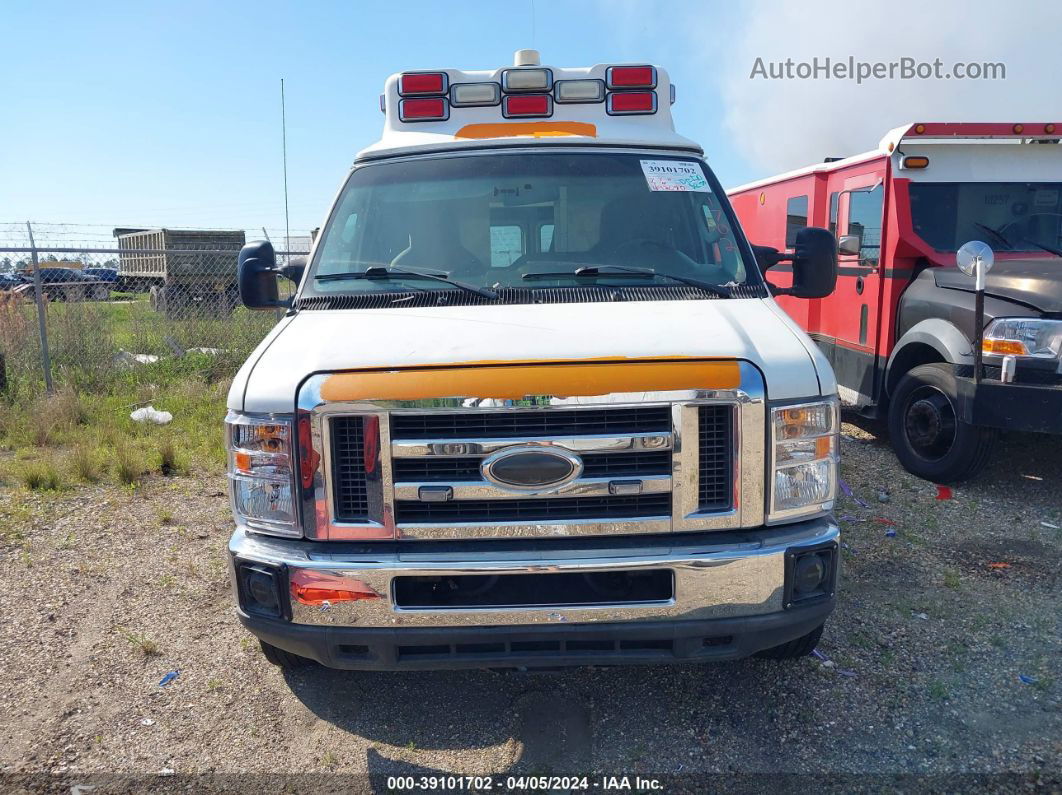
[{"left": 226, "top": 51, "right": 842, "bottom": 671}]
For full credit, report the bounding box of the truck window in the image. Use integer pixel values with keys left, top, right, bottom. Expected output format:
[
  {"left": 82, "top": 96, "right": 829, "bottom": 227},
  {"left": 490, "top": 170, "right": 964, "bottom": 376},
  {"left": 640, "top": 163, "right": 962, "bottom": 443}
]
[
  {"left": 309, "top": 152, "right": 754, "bottom": 294},
  {"left": 785, "top": 195, "right": 808, "bottom": 246},
  {"left": 828, "top": 192, "right": 839, "bottom": 236},
  {"left": 846, "top": 185, "right": 883, "bottom": 266},
  {"left": 909, "top": 181, "right": 1062, "bottom": 252}
]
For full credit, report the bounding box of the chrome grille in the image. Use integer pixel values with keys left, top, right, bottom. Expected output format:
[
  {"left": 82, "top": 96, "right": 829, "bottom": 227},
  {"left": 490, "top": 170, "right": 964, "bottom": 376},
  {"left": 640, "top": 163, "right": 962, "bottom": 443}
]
[
  {"left": 390, "top": 406, "right": 671, "bottom": 439},
  {"left": 330, "top": 416, "right": 369, "bottom": 521},
  {"left": 698, "top": 406, "right": 733, "bottom": 511},
  {"left": 392, "top": 450, "right": 671, "bottom": 482},
  {"left": 394, "top": 494, "right": 671, "bottom": 523}
]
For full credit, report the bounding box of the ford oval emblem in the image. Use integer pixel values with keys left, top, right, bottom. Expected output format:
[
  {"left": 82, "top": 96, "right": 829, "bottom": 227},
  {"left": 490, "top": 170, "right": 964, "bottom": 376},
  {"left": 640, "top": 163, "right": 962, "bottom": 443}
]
[{"left": 481, "top": 446, "right": 583, "bottom": 492}]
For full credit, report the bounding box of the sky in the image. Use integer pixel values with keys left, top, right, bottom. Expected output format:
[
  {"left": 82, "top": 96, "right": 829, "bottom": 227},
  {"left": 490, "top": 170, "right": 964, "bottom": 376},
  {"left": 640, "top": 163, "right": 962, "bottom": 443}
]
[{"left": 3, "top": 0, "right": 1060, "bottom": 244}]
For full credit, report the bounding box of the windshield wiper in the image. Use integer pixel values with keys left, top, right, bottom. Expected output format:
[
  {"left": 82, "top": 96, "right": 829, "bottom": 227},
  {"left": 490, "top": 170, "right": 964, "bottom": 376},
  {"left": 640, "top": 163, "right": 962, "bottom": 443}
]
[
  {"left": 973, "top": 222, "right": 1013, "bottom": 249},
  {"left": 1019, "top": 238, "right": 1062, "bottom": 258},
  {"left": 316, "top": 266, "right": 498, "bottom": 299},
  {"left": 522, "top": 264, "right": 732, "bottom": 298}
]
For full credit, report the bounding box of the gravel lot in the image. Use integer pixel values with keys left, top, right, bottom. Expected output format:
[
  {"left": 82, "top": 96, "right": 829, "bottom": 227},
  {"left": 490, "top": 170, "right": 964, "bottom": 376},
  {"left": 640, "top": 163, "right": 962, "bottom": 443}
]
[{"left": 0, "top": 420, "right": 1059, "bottom": 792}]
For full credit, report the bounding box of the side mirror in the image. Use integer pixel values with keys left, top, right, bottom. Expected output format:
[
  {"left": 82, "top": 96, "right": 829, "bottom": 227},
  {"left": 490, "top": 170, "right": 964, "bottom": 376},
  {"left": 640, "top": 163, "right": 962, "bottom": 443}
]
[
  {"left": 238, "top": 241, "right": 282, "bottom": 310},
  {"left": 754, "top": 227, "right": 837, "bottom": 299},
  {"left": 837, "top": 234, "right": 861, "bottom": 257},
  {"left": 788, "top": 227, "right": 837, "bottom": 298}
]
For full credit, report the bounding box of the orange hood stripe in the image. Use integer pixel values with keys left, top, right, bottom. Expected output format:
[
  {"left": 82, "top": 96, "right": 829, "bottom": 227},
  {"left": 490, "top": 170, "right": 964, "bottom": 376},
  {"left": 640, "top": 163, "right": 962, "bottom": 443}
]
[{"left": 319, "top": 360, "right": 740, "bottom": 402}]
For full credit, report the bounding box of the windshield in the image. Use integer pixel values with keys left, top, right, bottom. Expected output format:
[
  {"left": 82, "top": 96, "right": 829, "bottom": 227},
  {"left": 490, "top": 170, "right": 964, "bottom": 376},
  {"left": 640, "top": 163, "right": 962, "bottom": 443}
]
[
  {"left": 306, "top": 152, "right": 756, "bottom": 296},
  {"left": 909, "top": 181, "right": 1062, "bottom": 254}
]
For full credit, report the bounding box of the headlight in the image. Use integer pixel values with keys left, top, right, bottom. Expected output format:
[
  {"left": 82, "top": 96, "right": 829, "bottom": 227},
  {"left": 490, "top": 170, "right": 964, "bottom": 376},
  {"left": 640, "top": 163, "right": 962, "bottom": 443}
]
[
  {"left": 226, "top": 411, "right": 299, "bottom": 537},
  {"left": 982, "top": 318, "right": 1062, "bottom": 359},
  {"left": 768, "top": 399, "right": 839, "bottom": 523}
]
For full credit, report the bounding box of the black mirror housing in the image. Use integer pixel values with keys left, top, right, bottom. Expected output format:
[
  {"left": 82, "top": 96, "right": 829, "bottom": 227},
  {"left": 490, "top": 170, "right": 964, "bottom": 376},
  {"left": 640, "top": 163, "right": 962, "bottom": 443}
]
[
  {"left": 280, "top": 255, "right": 306, "bottom": 287},
  {"left": 238, "top": 241, "right": 282, "bottom": 309}
]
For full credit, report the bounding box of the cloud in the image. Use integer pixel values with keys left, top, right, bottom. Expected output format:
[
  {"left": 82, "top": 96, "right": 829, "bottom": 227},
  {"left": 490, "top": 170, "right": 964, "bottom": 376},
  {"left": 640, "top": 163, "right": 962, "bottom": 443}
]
[{"left": 710, "top": 0, "right": 1062, "bottom": 176}]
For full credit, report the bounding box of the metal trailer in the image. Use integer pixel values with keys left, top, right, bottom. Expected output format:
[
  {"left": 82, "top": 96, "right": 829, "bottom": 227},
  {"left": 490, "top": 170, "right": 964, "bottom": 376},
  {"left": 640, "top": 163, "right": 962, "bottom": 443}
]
[{"left": 113, "top": 228, "right": 246, "bottom": 316}]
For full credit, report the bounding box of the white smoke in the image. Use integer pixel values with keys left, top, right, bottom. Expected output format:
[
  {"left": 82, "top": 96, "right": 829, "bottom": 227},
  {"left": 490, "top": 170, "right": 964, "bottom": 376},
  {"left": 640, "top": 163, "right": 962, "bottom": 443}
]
[{"left": 709, "top": 0, "right": 1062, "bottom": 176}]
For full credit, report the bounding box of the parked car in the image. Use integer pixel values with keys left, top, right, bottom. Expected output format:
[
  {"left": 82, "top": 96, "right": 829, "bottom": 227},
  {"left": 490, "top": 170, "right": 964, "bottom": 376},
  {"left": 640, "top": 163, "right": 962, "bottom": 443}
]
[
  {"left": 0, "top": 273, "right": 26, "bottom": 290},
  {"left": 16, "top": 268, "right": 110, "bottom": 301},
  {"left": 84, "top": 267, "right": 119, "bottom": 284}
]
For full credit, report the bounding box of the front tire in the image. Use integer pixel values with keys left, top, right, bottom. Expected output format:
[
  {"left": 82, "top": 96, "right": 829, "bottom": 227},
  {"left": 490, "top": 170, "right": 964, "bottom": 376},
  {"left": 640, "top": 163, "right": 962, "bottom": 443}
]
[
  {"left": 259, "top": 640, "right": 313, "bottom": 669},
  {"left": 755, "top": 623, "right": 824, "bottom": 660},
  {"left": 888, "top": 363, "right": 995, "bottom": 483}
]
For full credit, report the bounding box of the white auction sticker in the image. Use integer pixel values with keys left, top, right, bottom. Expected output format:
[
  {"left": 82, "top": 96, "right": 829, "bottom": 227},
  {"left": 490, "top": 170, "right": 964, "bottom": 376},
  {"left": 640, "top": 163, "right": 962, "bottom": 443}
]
[{"left": 640, "top": 159, "right": 709, "bottom": 192}]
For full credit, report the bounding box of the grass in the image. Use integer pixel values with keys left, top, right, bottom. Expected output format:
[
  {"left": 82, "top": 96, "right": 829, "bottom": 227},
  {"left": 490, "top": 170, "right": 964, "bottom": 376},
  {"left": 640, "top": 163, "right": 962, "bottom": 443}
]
[
  {"left": 0, "top": 292, "right": 260, "bottom": 486},
  {"left": 117, "top": 626, "right": 160, "bottom": 657},
  {"left": 18, "top": 459, "right": 64, "bottom": 491}
]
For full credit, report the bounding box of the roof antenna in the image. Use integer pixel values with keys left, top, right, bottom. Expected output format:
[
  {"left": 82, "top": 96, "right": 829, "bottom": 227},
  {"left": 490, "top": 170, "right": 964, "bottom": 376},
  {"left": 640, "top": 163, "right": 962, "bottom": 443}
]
[{"left": 530, "top": 0, "right": 536, "bottom": 49}]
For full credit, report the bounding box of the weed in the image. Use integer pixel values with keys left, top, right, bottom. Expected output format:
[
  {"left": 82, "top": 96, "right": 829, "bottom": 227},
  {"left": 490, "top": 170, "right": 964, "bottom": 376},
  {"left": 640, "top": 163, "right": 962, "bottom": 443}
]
[
  {"left": 206, "top": 678, "right": 223, "bottom": 691},
  {"left": 157, "top": 507, "right": 174, "bottom": 525},
  {"left": 321, "top": 750, "right": 338, "bottom": 767},
  {"left": 117, "top": 626, "right": 160, "bottom": 657},
  {"left": 70, "top": 444, "right": 105, "bottom": 483},
  {"left": 115, "top": 446, "right": 148, "bottom": 486},
  {"left": 19, "top": 460, "right": 64, "bottom": 491},
  {"left": 927, "top": 679, "right": 950, "bottom": 701},
  {"left": 158, "top": 437, "right": 187, "bottom": 476},
  {"left": 943, "top": 570, "right": 961, "bottom": 589},
  {"left": 57, "top": 531, "right": 77, "bottom": 550}
]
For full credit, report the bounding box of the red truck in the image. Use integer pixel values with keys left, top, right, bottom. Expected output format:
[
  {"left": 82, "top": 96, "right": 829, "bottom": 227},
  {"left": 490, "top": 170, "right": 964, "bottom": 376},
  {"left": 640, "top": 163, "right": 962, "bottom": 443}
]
[{"left": 730, "top": 123, "right": 1062, "bottom": 482}]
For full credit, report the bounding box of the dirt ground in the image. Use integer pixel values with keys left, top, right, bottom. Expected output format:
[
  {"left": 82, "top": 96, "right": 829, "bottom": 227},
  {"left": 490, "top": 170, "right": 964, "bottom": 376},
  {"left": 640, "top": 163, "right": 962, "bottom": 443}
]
[{"left": 0, "top": 420, "right": 1059, "bottom": 793}]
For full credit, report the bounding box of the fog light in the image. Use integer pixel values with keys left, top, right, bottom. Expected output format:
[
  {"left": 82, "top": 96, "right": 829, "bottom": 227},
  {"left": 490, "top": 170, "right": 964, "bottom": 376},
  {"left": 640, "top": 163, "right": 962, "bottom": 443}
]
[
  {"left": 784, "top": 545, "right": 836, "bottom": 608},
  {"left": 793, "top": 554, "right": 827, "bottom": 594},
  {"left": 236, "top": 562, "right": 287, "bottom": 619}
]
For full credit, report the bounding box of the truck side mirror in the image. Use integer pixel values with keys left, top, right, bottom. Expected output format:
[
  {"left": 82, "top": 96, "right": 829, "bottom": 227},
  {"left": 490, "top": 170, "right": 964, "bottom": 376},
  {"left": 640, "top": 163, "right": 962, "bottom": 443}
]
[
  {"left": 789, "top": 227, "right": 838, "bottom": 298},
  {"left": 238, "top": 241, "right": 283, "bottom": 310},
  {"left": 754, "top": 227, "right": 837, "bottom": 299},
  {"left": 837, "top": 234, "right": 861, "bottom": 257}
]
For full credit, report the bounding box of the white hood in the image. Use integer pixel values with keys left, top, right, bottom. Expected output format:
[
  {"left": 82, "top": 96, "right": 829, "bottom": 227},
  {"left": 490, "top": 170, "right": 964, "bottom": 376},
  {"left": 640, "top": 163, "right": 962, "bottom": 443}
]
[{"left": 229, "top": 298, "right": 834, "bottom": 412}]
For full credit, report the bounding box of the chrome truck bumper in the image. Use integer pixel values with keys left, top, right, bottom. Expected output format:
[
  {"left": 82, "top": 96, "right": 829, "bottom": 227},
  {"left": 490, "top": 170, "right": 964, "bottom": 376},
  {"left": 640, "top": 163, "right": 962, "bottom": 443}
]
[{"left": 228, "top": 517, "right": 838, "bottom": 670}]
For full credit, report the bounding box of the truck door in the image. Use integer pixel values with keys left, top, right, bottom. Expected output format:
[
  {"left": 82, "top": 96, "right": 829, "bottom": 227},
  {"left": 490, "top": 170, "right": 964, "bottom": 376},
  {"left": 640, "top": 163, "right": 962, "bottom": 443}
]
[{"left": 818, "top": 170, "right": 886, "bottom": 406}]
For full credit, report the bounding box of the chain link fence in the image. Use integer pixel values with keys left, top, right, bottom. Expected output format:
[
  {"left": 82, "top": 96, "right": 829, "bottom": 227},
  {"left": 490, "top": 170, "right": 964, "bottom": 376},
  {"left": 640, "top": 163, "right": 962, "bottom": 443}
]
[{"left": 0, "top": 222, "right": 309, "bottom": 400}]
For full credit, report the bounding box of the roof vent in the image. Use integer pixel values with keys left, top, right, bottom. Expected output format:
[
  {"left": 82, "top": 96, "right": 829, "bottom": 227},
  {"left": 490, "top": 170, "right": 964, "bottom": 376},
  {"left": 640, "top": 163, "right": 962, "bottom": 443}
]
[{"left": 514, "top": 49, "right": 540, "bottom": 67}]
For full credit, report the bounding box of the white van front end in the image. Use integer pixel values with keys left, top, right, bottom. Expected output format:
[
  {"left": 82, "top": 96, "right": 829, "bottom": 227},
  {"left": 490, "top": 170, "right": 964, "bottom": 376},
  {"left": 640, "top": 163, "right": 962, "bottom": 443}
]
[{"left": 226, "top": 55, "right": 842, "bottom": 670}]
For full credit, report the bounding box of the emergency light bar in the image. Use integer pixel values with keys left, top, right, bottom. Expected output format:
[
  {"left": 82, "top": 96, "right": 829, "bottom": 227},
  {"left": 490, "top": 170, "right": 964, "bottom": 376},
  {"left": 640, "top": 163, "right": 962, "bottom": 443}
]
[{"left": 392, "top": 59, "right": 663, "bottom": 123}]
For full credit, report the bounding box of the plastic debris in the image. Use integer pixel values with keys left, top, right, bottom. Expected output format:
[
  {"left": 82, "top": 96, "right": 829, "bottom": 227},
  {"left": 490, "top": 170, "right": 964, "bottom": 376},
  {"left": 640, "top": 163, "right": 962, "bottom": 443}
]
[
  {"left": 877, "top": 490, "right": 891, "bottom": 504},
  {"left": 838, "top": 669, "right": 858, "bottom": 677},
  {"left": 884, "top": 528, "right": 897, "bottom": 538},
  {"left": 130, "top": 405, "right": 173, "bottom": 425},
  {"left": 935, "top": 485, "right": 953, "bottom": 500},
  {"left": 914, "top": 612, "right": 929, "bottom": 620},
  {"left": 988, "top": 562, "right": 1012, "bottom": 570},
  {"left": 114, "top": 350, "right": 160, "bottom": 367},
  {"left": 1041, "top": 521, "right": 1060, "bottom": 530},
  {"left": 159, "top": 767, "right": 175, "bottom": 776},
  {"left": 812, "top": 648, "right": 829, "bottom": 662},
  {"left": 158, "top": 670, "right": 179, "bottom": 687},
  {"left": 838, "top": 478, "right": 870, "bottom": 508},
  {"left": 1018, "top": 674, "right": 1037, "bottom": 685},
  {"left": 140, "top": 718, "right": 155, "bottom": 726}
]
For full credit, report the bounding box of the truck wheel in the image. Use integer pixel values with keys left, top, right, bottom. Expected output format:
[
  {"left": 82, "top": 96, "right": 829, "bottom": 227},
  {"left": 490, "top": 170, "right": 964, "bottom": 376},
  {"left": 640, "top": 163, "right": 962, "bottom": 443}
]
[
  {"left": 888, "top": 363, "right": 995, "bottom": 483},
  {"left": 754, "top": 623, "right": 824, "bottom": 660},
  {"left": 259, "top": 640, "right": 313, "bottom": 669}
]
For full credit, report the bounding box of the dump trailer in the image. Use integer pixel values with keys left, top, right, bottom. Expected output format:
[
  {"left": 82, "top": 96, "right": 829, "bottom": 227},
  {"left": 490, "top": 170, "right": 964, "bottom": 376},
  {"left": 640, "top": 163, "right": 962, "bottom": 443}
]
[{"left": 113, "top": 228, "right": 245, "bottom": 316}]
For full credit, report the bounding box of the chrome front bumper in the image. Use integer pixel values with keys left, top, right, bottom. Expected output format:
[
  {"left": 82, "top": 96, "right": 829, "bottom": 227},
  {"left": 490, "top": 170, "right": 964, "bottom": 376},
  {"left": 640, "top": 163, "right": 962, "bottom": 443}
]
[{"left": 228, "top": 517, "right": 838, "bottom": 629}]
